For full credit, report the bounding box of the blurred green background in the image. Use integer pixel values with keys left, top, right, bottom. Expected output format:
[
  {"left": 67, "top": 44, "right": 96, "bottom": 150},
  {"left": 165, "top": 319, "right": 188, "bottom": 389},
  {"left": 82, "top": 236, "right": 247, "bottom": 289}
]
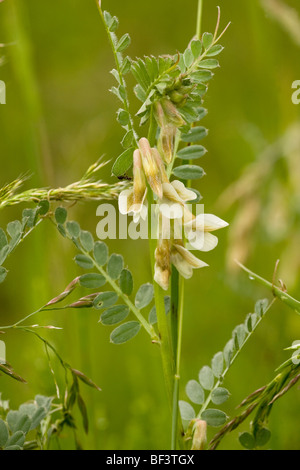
[{"left": 0, "top": 0, "right": 300, "bottom": 450}]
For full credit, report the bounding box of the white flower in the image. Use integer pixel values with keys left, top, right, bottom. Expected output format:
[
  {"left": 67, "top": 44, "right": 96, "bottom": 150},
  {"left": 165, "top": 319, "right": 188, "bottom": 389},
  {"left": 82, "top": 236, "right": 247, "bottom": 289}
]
[
  {"left": 170, "top": 243, "right": 208, "bottom": 279},
  {"left": 159, "top": 181, "right": 197, "bottom": 220},
  {"left": 184, "top": 213, "right": 229, "bottom": 252}
]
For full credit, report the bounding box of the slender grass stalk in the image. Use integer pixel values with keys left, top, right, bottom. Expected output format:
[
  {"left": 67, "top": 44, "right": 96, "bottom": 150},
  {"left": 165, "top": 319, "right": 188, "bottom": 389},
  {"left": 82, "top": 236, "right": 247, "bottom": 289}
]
[
  {"left": 7, "top": 0, "right": 54, "bottom": 184},
  {"left": 237, "top": 261, "right": 300, "bottom": 314},
  {"left": 196, "top": 0, "right": 204, "bottom": 39},
  {"left": 0, "top": 162, "right": 127, "bottom": 210}
]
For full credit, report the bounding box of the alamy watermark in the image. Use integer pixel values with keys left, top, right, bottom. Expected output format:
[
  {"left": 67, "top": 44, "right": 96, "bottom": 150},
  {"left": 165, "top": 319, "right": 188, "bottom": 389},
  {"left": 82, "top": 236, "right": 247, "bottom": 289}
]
[
  {"left": 292, "top": 80, "right": 300, "bottom": 105},
  {"left": 96, "top": 202, "right": 209, "bottom": 251},
  {"left": 0, "top": 80, "right": 6, "bottom": 104}
]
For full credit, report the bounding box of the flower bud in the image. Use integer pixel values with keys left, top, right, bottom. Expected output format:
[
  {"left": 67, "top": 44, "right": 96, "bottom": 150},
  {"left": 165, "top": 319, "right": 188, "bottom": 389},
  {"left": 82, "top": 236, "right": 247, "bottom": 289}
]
[
  {"left": 133, "top": 149, "right": 147, "bottom": 205},
  {"left": 169, "top": 90, "right": 186, "bottom": 105},
  {"left": 45, "top": 277, "right": 80, "bottom": 306},
  {"left": 153, "top": 101, "right": 167, "bottom": 128},
  {"left": 154, "top": 239, "right": 171, "bottom": 291},
  {"left": 191, "top": 420, "right": 207, "bottom": 450},
  {"left": 157, "top": 124, "right": 177, "bottom": 164},
  {"left": 118, "top": 149, "right": 147, "bottom": 221},
  {"left": 139, "top": 138, "right": 163, "bottom": 199},
  {"left": 160, "top": 98, "right": 186, "bottom": 128},
  {"left": 151, "top": 148, "right": 169, "bottom": 183}
]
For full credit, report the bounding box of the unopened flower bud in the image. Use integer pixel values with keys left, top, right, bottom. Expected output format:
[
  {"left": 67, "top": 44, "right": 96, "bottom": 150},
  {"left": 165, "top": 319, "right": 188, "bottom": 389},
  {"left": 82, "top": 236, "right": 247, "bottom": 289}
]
[
  {"left": 139, "top": 138, "right": 163, "bottom": 199},
  {"left": 191, "top": 420, "right": 207, "bottom": 450},
  {"left": 68, "top": 299, "right": 94, "bottom": 308},
  {"left": 154, "top": 239, "right": 171, "bottom": 291},
  {"left": 157, "top": 124, "right": 177, "bottom": 164},
  {"left": 153, "top": 101, "right": 167, "bottom": 128},
  {"left": 45, "top": 277, "right": 80, "bottom": 306},
  {"left": 151, "top": 148, "right": 169, "bottom": 183},
  {"left": 160, "top": 98, "right": 186, "bottom": 128},
  {"left": 169, "top": 90, "right": 186, "bottom": 105},
  {"left": 118, "top": 149, "right": 147, "bottom": 222},
  {"left": 133, "top": 149, "right": 147, "bottom": 205}
]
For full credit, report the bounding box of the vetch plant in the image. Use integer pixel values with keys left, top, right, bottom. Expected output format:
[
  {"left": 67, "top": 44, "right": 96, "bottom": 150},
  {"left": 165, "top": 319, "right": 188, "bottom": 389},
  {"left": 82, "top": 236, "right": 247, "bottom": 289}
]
[{"left": 1, "top": 0, "right": 300, "bottom": 451}]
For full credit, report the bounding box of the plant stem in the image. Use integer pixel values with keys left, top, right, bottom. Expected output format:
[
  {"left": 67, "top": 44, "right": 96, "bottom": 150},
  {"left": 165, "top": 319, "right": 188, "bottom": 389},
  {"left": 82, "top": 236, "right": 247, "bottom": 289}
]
[
  {"left": 237, "top": 261, "right": 300, "bottom": 315},
  {"left": 196, "top": 0, "right": 203, "bottom": 39},
  {"left": 147, "top": 196, "right": 174, "bottom": 405},
  {"left": 171, "top": 267, "right": 179, "bottom": 358},
  {"left": 170, "top": 0, "right": 205, "bottom": 449},
  {"left": 94, "top": 0, "right": 139, "bottom": 146},
  {"left": 146, "top": 111, "right": 174, "bottom": 406},
  {"left": 154, "top": 279, "right": 174, "bottom": 406},
  {"left": 171, "top": 275, "right": 185, "bottom": 449}
]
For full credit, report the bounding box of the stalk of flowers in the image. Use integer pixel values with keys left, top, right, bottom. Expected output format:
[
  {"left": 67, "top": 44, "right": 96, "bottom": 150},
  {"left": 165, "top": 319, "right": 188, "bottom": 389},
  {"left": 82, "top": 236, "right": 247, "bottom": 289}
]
[{"left": 118, "top": 137, "right": 228, "bottom": 290}]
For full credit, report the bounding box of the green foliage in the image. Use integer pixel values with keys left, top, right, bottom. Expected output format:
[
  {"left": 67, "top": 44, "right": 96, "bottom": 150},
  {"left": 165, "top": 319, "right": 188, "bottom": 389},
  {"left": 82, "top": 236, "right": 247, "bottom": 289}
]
[
  {"left": 0, "top": 395, "right": 53, "bottom": 450},
  {"left": 3, "top": 0, "right": 296, "bottom": 452},
  {"left": 119, "top": 269, "right": 134, "bottom": 296},
  {"left": 172, "top": 165, "right": 205, "bottom": 180},
  {"left": 176, "top": 145, "right": 207, "bottom": 160},
  {"left": 208, "top": 332, "right": 300, "bottom": 450},
  {"left": 110, "top": 321, "right": 141, "bottom": 344},
  {"left": 185, "top": 380, "right": 205, "bottom": 405},
  {"left": 135, "top": 283, "right": 154, "bottom": 309},
  {"left": 52, "top": 212, "right": 158, "bottom": 343},
  {"left": 100, "top": 3, "right": 228, "bottom": 182},
  {"left": 112, "top": 148, "right": 135, "bottom": 178},
  {"left": 99, "top": 6, "right": 138, "bottom": 173},
  {"left": 100, "top": 305, "right": 129, "bottom": 326},
  {"left": 0, "top": 200, "right": 50, "bottom": 283},
  {"left": 180, "top": 298, "right": 271, "bottom": 444}
]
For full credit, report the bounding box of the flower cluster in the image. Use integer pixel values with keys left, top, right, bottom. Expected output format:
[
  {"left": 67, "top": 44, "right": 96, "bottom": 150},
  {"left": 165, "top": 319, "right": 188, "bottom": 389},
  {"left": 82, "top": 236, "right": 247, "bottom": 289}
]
[{"left": 118, "top": 137, "right": 228, "bottom": 290}]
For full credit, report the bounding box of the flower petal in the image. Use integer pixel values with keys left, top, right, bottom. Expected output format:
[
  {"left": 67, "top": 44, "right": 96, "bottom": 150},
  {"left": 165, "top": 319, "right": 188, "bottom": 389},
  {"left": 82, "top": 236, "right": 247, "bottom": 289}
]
[
  {"left": 118, "top": 189, "right": 134, "bottom": 215},
  {"left": 187, "top": 231, "right": 219, "bottom": 252},
  {"left": 185, "top": 213, "right": 229, "bottom": 232},
  {"left": 162, "top": 182, "right": 184, "bottom": 204},
  {"left": 154, "top": 264, "right": 170, "bottom": 290},
  {"left": 159, "top": 200, "right": 183, "bottom": 220},
  {"left": 173, "top": 244, "right": 208, "bottom": 269},
  {"left": 170, "top": 252, "right": 194, "bottom": 279},
  {"left": 171, "top": 180, "right": 197, "bottom": 202}
]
